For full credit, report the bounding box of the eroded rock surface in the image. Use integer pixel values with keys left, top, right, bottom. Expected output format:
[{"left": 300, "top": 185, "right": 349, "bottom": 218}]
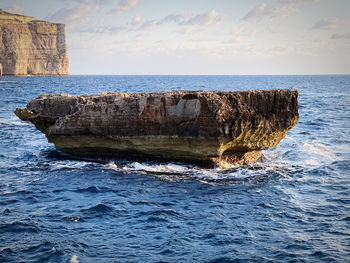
[
  {"left": 15, "top": 90, "right": 299, "bottom": 168},
  {"left": 0, "top": 9, "right": 69, "bottom": 76}
]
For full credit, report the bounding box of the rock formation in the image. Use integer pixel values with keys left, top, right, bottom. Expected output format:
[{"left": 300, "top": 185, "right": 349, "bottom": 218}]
[
  {"left": 15, "top": 90, "right": 298, "bottom": 168},
  {"left": 0, "top": 9, "right": 69, "bottom": 76}
]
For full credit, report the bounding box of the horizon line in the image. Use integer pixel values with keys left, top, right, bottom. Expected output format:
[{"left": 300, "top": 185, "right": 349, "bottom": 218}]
[{"left": 67, "top": 73, "right": 350, "bottom": 76}]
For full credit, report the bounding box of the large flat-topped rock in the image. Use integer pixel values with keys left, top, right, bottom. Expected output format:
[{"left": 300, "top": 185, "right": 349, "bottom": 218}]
[{"left": 15, "top": 90, "right": 298, "bottom": 168}]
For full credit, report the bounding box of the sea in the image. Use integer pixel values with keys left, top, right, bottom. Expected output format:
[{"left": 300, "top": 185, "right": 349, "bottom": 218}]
[{"left": 0, "top": 75, "right": 349, "bottom": 263}]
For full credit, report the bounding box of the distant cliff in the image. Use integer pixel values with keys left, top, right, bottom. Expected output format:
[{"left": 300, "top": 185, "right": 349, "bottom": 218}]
[{"left": 0, "top": 9, "right": 69, "bottom": 76}]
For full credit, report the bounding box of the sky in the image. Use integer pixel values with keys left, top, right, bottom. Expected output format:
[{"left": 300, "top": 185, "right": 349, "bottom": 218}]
[{"left": 1, "top": 0, "right": 350, "bottom": 75}]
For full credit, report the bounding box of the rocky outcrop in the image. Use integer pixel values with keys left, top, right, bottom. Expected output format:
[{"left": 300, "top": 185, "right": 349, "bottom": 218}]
[
  {"left": 0, "top": 9, "right": 69, "bottom": 76},
  {"left": 15, "top": 90, "right": 298, "bottom": 168}
]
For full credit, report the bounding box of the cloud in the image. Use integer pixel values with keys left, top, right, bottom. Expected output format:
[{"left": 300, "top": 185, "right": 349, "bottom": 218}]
[
  {"left": 278, "top": 0, "right": 320, "bottom": 3},
  {"left": 331, "top": 33, "right": 350, "bottom": 39},
  {"left": 108, "top": 25, "right": 126, "bottom": 34},
  {"left": 312, "top": 18, "right": 339, "bottom": 30},
  {"left": 4, "top": 5, "right": 24, "bottom": 14},
  {"left": 137, "top": 20, "right": 159, "bottom": 31},
  {"left": 47, "top": 4, "right": 100, "bottom": 31},
  {"left": 131, "top": 13, "right": 189, "bottom": 30},
  {"left": 180, "top": 10, "right": 223, "bottom": 27},
  {"left": 58, "top": 0, "right": 111, "bottom": 4},
  {"left": 242, "top": 0, "right": 321, "bottom": 22},
  {"left": 71, "top": 23, "right": 127, "bottom": 35},
  {"left": 96, "top": 0, "right": 110, "bottom": 4},
  {"left": 134, "top": 10, "right": 223, "bottom": 32},
  {"left": 226, "top": 26, "right": 255, "bottom": 43},
  {"left": 109, "top": 0, "right": 139, "bottom": 15},
  {"left": 222, "top": 37, "right": 242, "bottom": 44},
  {"left": 131, "top": 15, "right": 142, "bottom": 25},
  {"left": 242, "top": 2, "right": 298, "bottom": 22},
  {"left": 160, "top": 13, "right": 189, "bottom": 24},
  {"left": 78, "top": 0, "right": 92, "bottom": 4},
  {"left": 176, "top": 26, "right": 204, "bottom": 35},
  {"left": 230, "top": 26, "right": 246, "bottom": 36}
]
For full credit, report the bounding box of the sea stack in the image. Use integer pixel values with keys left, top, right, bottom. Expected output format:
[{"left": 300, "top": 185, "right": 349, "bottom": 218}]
[
  {"left": 0, "top": 9, "right": 69, "bottom": 76},
  {"left": 15, "top": 90, "right": 298, "bottom": 168}
]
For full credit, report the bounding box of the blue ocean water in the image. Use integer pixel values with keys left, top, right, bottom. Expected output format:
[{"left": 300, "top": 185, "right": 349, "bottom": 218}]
[{"left": 0, "top": 75, "right": 349, "bottom": 263}]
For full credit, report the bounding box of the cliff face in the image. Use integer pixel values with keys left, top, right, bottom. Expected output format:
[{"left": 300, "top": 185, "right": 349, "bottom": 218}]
[
  {"left": 0, "top": 9, "right": 69, "bottom": 76},
  {"left": 15, "top": 90, "right": 299, "bottom": 168}
]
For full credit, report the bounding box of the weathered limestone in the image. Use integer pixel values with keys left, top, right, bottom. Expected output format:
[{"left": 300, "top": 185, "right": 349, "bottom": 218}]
[
  {"left": 15, "top": 90, "right": 299, "bottom": 168},
  {"left": 0, "top": 9, "right": 69, "bottom": 76}
]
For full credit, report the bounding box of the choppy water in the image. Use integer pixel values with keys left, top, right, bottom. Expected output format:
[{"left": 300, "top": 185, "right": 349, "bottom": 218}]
[{"left": 0, "top": 75, "right": 349, "bottom": 262}]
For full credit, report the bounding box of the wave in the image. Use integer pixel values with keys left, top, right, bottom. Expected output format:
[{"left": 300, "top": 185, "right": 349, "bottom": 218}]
[
  {"left": 63, "top": 203, "right": 116, "bottom": 221},
  {"left": 2, "top": 189, "right": 33, "bottom": 197},
  {"left": 129, "top": 162, "right": 189, "bottom": 173},
  {"left": 137, "top": 209, "right": 178, "bottom": 217},
  {"left": 47, "top": 160, "right": 95, "bottom": 171},
  {"left": 8, "top": 136, "right": 337, "bottom": 185},
  {"left": 63, "top": 215, "right": 84, "bottom": 223},
  {"left": 0, "top": 221, "right": 39, "bottom": 233},
  {"left": 301, "top": 141, "right": 340, "bottom": 168},
  {"left": 0, "top": 120, "right": 30, "bottom": 126},
  {"left": 75, "top": 186, "right": 101, "bottom": 193},
  {"left": 303, "top": 141, "right": 338, "bottom": 161},
  {"left": 80, "top": 202, "right": 114, "bottom": 217},
  {"left": 0, "top": 80, "right": 17, "bottom": 82},
  {"left": 262, "top": 137, "right": 343, "bottom": 171},
  {"left": 104, "top": 160, "right": 298, "bottom": 185}
]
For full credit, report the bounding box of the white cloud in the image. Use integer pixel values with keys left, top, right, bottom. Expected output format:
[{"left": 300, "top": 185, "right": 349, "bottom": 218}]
[
  {"left": 180, "top": 10, "right": 223, "bottom": 27},
  {"left": 226, "top": 26, "right": 255, "bottom": 43},
  {"left": 331, "top": 33, "right": 350, "bottom": 39},
  {"left": 278, "top": 0, "right": 320, "bottom": 3},
  {"left": 160, "top": 12, "right": 191, "bottom": 24},
  {"left": 242, "top": 0, "right": 322, "bottom": 23},
  {"left": 59, "top": 0, "right": 111, "bottom": 4},
  {"left": 134, "top": 11, "right": 223, "bottom": 32},
  {"left": 5, "top": 5, "right": 24, "bottom": 14},
  {"left": 131, "top": 15, "right": 142, "bottom": 25},
  {"left": 47, "top": 4, "right": 100, "bottom": 31},
  {"left": 108, "top": 25, "right": 126, "bottom": 35},
  {"left": 312, "top": 18, "right": 339, "bottom": 30},
  {"left": 78, "top": 0, "right": 92, "bottom": 4},
  {"left": 242, "top": 2, "right": 298, "bottom": 22},
  {"left": 137, "top": 20, "right": 159, "bottom": 31},
  {"left": 96, "top": 0, "right": 110, "bottom": 5},
  {"left": 222, "top": 37, "right": 242, "bottom": 44},
  {"left": 230, "top": 26, "right": 245, "bottom": 36},
  {"left": 109, "top": 0, "right": 139, "bottom": 15},
  {"left": 48, "top": 5, "right": 99, "bottom": 22},
  {"left": 176, "top": 26, "right": 204, "bottom": 35}
]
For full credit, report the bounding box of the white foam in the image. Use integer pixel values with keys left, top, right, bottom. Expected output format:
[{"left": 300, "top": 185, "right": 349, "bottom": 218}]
[
  {"left": 50, "top": 160, "right": 92, "bottom": 171},
  {"left": 0, "top": 80, "right": 16, "bottom": 83},
  {"left": 106, "top": 161, "right": 118, "bottom": 170},
  {"left": 0, "top": 119, "right": 30, "bottom": 126},
  {"left": 104, "top": 153, "right": 299, "bottom": 183},
  {"left": 125, "top": 162, "right": 190, "bottom": 173},
  {"left": 70, "top": 255, "right": 79, "bottom": 263},
  {"left": 305, "top": 159, "right": 321, "bottom": 166},
  {"left": 303, "top": 141, "right": 338, "bottom": 162}
]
